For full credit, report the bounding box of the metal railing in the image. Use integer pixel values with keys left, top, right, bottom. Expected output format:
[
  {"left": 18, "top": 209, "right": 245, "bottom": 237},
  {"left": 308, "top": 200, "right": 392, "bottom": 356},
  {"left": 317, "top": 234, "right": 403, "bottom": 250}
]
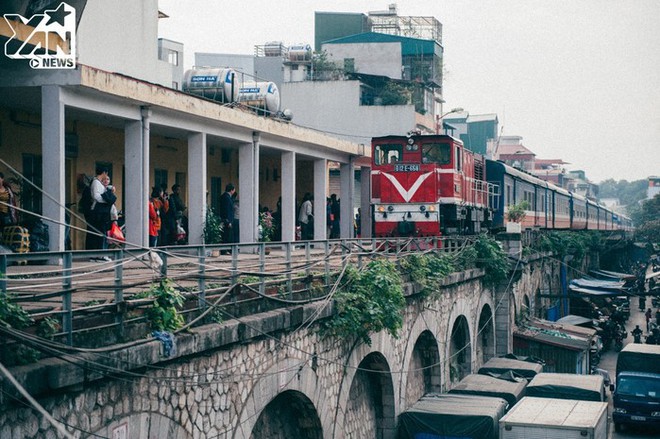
[{"left": 0, "top": 236, "right": 472, "bottom": 347}]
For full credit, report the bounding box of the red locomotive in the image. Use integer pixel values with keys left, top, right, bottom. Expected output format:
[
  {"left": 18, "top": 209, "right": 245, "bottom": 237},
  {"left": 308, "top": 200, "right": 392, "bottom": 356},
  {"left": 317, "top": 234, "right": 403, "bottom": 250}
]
[{"left": 371, "top": 134, "right": 494, "bottom": 237}]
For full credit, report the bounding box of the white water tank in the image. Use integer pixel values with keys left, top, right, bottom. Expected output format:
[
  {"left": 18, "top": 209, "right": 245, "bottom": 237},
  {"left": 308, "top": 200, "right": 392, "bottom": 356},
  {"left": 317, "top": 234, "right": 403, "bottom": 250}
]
[
  {"left": 238, "top": 81, "right": 280, "bottom": 114},
  {"left": 182, "top": 68, "right": 239, "bottom": 103},
  {"left": 288, "top": 44, "right": 311, "bottom": 62}
]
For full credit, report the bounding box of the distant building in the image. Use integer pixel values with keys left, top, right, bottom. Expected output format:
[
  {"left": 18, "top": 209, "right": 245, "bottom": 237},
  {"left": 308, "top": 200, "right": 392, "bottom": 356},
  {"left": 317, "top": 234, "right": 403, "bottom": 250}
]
[
  {"left": 566, "top": 170, "right": 598, "bottom": 200},
  {"left": 77, "top": 1, "right": 183, "bottom": 88},
  {"left": 443, "top": 113, "right": 498, "bottom": 155},
  {"left": 648, "top": 176, "right": 660, "bottom": 199},
  {"left": 495, "top": 136, "right": 536, "bottom": 172}
]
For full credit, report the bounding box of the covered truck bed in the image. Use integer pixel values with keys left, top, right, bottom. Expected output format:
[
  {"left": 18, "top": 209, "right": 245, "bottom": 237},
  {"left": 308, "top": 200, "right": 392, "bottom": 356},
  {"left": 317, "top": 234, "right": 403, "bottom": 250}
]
[
  {"left": 448, "top": 373, "right": 528, "bottom": 408},
  {"left": 477, "top": 357, "right": 543, "bottom": 379},
  {"left": 525, "top": 373, "right": 605, "bottom": 401},
  {"left": 398, "top": 394, "right": 508, "bottom": 439}
]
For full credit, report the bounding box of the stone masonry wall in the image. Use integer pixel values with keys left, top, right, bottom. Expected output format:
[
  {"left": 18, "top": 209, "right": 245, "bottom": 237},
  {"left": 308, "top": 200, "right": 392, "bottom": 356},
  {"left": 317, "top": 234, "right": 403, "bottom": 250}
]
[{"left": 0, "top": 258, "right": 555, "bottom": 438}]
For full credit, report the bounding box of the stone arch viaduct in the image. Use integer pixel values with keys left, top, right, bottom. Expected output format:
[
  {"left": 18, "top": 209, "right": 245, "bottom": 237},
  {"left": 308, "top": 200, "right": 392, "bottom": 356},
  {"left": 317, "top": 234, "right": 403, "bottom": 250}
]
[{"left": 0, "top": 255, "right": 560, "bottom": 438}]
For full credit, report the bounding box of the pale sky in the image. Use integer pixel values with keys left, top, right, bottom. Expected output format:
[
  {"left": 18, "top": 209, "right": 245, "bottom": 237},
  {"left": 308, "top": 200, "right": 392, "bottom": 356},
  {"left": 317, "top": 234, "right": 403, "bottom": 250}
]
[{"left": 158, "top": 0, "right": 660, "bottom": 183}]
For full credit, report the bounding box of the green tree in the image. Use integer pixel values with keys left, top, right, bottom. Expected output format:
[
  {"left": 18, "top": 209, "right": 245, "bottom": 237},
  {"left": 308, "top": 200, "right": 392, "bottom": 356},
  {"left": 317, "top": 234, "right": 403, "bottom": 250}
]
[{"left": 634, "top": 194, "right": 660, "bottom": 244}]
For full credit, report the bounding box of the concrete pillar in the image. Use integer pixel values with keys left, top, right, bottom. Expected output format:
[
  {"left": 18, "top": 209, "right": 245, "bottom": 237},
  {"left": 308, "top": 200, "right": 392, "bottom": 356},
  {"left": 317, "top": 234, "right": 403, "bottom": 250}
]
[
  {"left": 494, "top": 285, "right": 512, "bottom": 357},
  {"left": 188, "top": 132, "right": 206, "bottom": 245},
  {"left": 280, "top": 151, "right": 296, "bottom": 242},
  {"left": 41, "top": 85, "right": 65, "bottom": 253},
  {"left": 340, "top": 159, "right": 355, "bottom": 238},
  {"left": 124, "top": 107, "right": 150, "bottom": 249},
  {"left": 360, "top": 166, "right": 372, "bottom": 238},
  {"left": 239, "top": 133, "right": 259, "bottom": 243},
  {"left": 313, "top": 159, "right": 327, "bottom": 241}
]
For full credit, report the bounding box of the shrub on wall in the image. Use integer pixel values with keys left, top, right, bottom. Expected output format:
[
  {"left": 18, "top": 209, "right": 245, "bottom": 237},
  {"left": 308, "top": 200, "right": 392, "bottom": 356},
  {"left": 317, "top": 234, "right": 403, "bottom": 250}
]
[{"left": 323, "top": 259, "right": 405, "bottom": 346}]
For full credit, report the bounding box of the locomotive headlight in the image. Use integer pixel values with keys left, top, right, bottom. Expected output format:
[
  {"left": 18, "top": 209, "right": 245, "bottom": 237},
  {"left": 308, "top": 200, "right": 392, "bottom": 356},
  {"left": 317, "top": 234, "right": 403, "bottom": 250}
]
[
  {"left": 377, "top": 206, "right": 385, "bottom": 213},
  {"left": 428, "top": 205, "right": 437, "bottom": 212},
  {"left": 387, "top": 205, "right": 394, "bottom": 212},
  {"left": 412, "top": 144, "right": 419, "bottom": 151},
  {"left": 406, "top": 144, "right": 412, "bottom": 151},
  {"left": 407, "top": 137, "right": 415, "bottom": 145},
  {"left": 419, "top": 206, "right": 426, "bottom": 212}
]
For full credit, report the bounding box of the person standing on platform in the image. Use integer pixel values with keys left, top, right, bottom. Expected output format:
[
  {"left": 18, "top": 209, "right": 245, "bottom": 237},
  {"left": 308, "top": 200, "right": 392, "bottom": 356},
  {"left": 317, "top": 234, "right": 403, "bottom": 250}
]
[
  {"left": 219, "top": 183, "right": 235, "bottom": 250},
  {"left": 298, "top": 193, "right": 313, "bottom": 240}
]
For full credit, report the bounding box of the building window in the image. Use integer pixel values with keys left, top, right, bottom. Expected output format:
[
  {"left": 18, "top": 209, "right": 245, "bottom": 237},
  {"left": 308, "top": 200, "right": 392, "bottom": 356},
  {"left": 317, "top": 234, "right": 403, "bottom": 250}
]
[
  {"left": 154, "top": 169, "right": 168, "bottom": 192},
  {"left": 344, "top": 58, "right": 355, "bottom": 73},
  {"left": 172, "top": 81, "right": 178, "bottom": 90},
  {"left": 168, "top": 50, "right": 179, "bottom": 66}
]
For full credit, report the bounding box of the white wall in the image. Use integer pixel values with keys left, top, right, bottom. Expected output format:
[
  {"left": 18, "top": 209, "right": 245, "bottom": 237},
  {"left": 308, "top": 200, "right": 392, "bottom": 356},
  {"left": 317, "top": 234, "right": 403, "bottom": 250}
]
[
  {"left": 281, "top": 80, "right": 416, "bottom": 144},
  {"left": 77, "top": 0, "right": 172, "bottom": 86},
  {"left": 323, "top": 42, "right": 402, "bottom": 79}
]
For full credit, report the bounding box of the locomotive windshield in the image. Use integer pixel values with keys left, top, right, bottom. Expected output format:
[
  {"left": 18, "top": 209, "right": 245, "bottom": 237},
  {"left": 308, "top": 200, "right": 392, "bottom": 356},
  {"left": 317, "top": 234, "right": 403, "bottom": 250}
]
[
  {"left": 374, "top": 143, "right": 403, "bottom": 165},
  {"left": 422, "top": 143, "right": 451, "bottom": 165}
]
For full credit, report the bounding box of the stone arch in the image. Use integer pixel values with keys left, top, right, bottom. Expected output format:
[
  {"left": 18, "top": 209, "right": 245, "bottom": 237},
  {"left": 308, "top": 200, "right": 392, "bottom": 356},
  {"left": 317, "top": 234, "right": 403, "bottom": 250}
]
[
  {"left": 445, "top": 298, "right": 476, "bottom": 386},
  {"left": 448, "top": 315, "right": 471, "bottom": 383},
  {"left": 476, "top": 304, "right": 496, "bottom": 365},
  {"left": 397, "top": 307, "right": 444, "bottom": 412},
  {"left": 94, "top": 413, "right": 190, "bottom": 439},
  {"left": 404, "top": 330, "right": 441, "bottom": 406},
  {"left": 250, "top": 390, "right": 322, "bottom": 439},
  {"left": 343, "top": 351, "right": 397, "bottom": 439},
  {"left": 234, "top": 357, "right": 331, "bottom": 439}
]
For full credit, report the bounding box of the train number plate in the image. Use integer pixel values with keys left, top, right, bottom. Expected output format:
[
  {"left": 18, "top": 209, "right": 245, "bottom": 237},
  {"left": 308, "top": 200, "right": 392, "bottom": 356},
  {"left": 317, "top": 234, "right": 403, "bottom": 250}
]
[
  {"left": 631, "top": 416, "right": 646, "bottom": 421},
  {"left": 394, "top": 164, "right": 420, "bottom": 172}
]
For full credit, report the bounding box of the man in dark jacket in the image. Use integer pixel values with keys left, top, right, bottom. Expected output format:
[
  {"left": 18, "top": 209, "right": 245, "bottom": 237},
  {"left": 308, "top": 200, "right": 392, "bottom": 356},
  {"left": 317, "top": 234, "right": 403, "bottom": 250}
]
[{"left": 218, "top": 183, "right": 235, "bottom": 246}]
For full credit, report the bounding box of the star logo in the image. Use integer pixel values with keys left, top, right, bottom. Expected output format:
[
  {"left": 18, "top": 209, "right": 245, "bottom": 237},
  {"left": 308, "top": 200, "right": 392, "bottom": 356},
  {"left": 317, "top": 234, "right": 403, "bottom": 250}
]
[{"left": 45, "top": 3, "right": 72, "bottom": 27}]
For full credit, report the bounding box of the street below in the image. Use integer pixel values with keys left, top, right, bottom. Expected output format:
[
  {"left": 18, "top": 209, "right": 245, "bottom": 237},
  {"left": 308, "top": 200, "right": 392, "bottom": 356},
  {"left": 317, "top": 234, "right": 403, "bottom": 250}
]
[{"left": 601, "top": 298, "right": 660, "bottom": 438}]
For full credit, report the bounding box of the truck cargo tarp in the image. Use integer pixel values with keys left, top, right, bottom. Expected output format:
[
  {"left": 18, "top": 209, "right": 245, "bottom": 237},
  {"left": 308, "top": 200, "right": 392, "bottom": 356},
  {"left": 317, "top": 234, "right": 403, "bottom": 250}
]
[
  {"left": 616, "top": 344, "right": 660, "bottom": 376},
  {"left": 570, "top": 278, "right": 627, "bottom": 292},
  {"left": 448, "top": 374, "right": 527, "bottom": 408},
  {"left": 398, "top": 394, "right": 507, "bottom": 439},
  {"left": 569, "top": 285, "right": 624, "bottom": 296},
  {"left": 525, "top": 373, "right": 604, "bottom": 402},
  {"left": 477, "top": 357, "right": 543, "bottom": 379},
  {"left": 590, "top": 269, "right": 636, "bottom": 281},
  {"left": 556, "top": 315, "right": 594, "bottom": 326}
]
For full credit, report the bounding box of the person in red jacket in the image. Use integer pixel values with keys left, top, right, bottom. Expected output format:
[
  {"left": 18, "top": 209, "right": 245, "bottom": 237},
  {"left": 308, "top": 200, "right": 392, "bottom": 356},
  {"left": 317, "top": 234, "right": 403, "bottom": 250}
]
[{"left": 149, "top": 187, "right": 161, "bottom": 247}]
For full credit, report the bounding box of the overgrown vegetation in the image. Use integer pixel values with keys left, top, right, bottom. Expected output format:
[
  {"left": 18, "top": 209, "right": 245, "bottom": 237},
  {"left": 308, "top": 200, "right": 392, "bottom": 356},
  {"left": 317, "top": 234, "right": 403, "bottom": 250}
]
[
  {"left": 322, "top": 259, "right": 405, "bottom": 346},
  {"left": 633, "top": 194, "right": 660, "bottom": 244},
  {"left": 135, "top": 279, "right": 186, "bottom": 332},
  {"left": 533, "top": 231, "right": 603, "bottom": 266},
  {"left": 0, "top": 293, "right": 40, "bottom": 364},
  {"left": 323, "top": 234, "right": 510, "bottom": 346},
  {"left": 203, "top": 206, "right": 224, "bottom": 244},
  {"left": 506, "top": 201, "right": 530, "bottom": 223}
]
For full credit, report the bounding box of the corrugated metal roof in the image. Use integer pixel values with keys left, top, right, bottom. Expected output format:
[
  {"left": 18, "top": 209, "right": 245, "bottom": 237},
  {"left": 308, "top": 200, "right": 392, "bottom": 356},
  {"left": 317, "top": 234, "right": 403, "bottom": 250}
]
[{"left": 322, "top": 31, "right": 437, "bottom": 56}]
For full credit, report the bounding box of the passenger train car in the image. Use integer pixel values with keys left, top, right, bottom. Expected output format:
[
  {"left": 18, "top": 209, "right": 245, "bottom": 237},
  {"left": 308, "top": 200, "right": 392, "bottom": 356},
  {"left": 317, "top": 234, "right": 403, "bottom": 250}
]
[{"left": 371, "top": 134, "right": 632, "bottom": 237}]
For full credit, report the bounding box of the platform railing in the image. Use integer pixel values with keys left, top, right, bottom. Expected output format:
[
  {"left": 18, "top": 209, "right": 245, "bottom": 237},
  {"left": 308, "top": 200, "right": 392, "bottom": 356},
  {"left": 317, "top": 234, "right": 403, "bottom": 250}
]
[{"left": 0, "top": 236, "right": 473, "bottom": 346}]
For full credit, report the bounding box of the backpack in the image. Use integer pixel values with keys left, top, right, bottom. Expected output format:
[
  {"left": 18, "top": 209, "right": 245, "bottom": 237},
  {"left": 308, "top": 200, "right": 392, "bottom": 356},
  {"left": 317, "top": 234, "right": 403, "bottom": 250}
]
[{"left": 79, "top": 183, "right": 93, "bottom": 216}]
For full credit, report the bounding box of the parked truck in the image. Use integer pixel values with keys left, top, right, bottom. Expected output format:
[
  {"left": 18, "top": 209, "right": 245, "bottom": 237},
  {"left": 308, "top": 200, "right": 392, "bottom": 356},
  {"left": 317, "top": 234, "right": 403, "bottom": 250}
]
[
  {"left": 499, "top": 396, "right": 607, "bottom": 439},
  {"left": 612, "top": 343, "right": 660, "bottom": 433}
]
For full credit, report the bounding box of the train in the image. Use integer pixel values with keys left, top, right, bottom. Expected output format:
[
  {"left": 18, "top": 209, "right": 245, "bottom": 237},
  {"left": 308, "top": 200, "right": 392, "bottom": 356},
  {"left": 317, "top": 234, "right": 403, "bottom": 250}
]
[{"left": 371, "top": 134, "right": 633, "bottom": 237}]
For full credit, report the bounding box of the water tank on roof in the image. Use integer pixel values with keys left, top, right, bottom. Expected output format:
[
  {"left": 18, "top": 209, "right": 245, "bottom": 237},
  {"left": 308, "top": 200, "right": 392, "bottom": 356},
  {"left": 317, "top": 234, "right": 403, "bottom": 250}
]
[
  {"left": 182, "top": 68, "right": 239, "bottom": 103},
  {"left": 288, "top": 44, "right": 311, "bottom": 62},
  {"left": 264, "top": 41, "right": 285, "bottom": 57},
  {"left": 238, "top": 81, "right": 280, "bottom": 114}
]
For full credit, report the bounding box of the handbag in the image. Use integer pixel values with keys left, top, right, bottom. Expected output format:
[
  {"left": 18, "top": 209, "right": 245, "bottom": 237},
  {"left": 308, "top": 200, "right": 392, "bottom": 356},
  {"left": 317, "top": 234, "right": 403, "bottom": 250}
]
[
  {"left": 107, "top": 222, "right": 125, "bottom": 246},
  {"left": 175, "top": 220, "right": 186, "bottom": 242}
]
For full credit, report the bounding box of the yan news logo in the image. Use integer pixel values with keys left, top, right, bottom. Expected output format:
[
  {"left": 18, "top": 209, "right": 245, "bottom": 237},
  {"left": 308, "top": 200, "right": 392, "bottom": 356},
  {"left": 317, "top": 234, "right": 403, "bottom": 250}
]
[{"left": 3, "top": 2, "right": 76, "bottom": 69}]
